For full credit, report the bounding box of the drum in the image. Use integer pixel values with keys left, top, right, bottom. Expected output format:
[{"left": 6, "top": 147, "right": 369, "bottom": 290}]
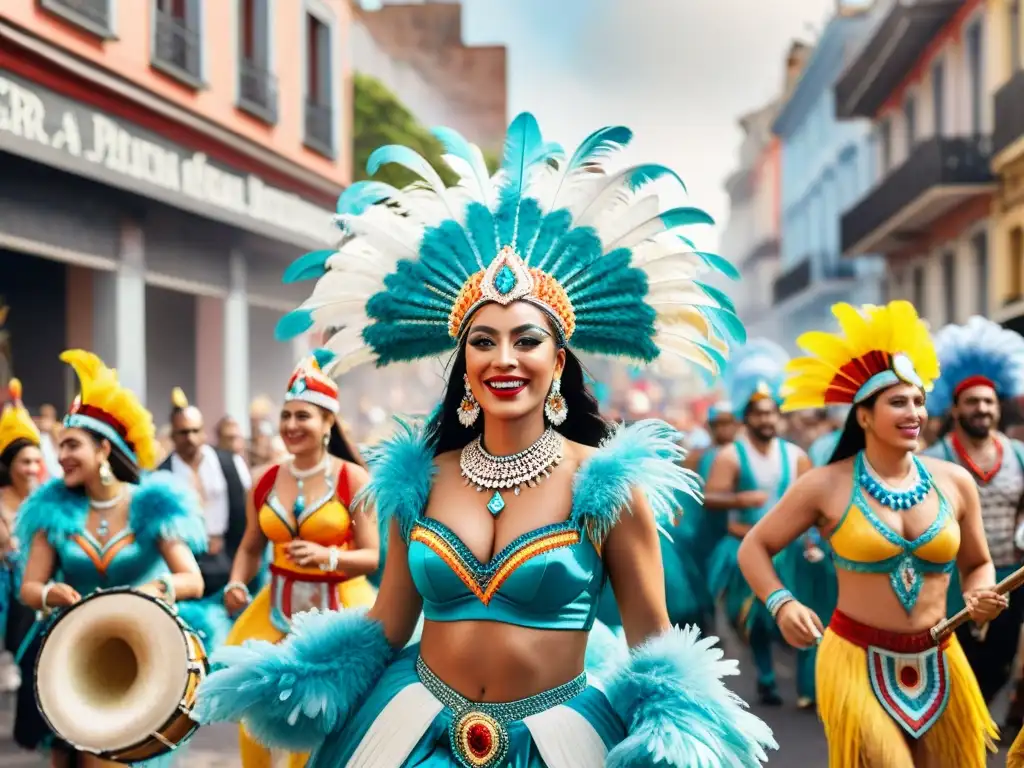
[{"left": 34, "top": 588, "right": 208, "bottom": 763}]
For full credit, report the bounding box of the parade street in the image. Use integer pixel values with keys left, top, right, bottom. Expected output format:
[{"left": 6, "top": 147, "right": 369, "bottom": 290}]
[{"left": 0, "top": 628, "right": 1015, "bottom": 767}]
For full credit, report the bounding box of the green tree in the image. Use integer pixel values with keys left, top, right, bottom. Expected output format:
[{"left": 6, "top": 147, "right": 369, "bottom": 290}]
[{"left": 353, "top": 72, "right": 499, "bottom": 188}]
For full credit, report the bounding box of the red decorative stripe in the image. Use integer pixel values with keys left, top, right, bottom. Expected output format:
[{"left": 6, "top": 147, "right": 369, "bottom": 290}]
[
  {"left": 953, "top": 376, "right": 997, "bottom": 399},
  {"left": 288, "top": 373, "right": 338, "bottom": 399},
  {"left": 73, "top": 404, "right": 130, "bottom": 439},
  {"left": 829, "top": 610, "right": 946, "bottom": 653},
  {"left": 871, "top": 651, "right": 948, "bottom": 731},
  {"left": 269, "top": 563, "right": 349, "bottom": 583},
  {"left": 951, "top": 432, "right": 1002, "bottom": 484},
  {"left": 826, "top": 352, "right": 893, "bottom": 404}
]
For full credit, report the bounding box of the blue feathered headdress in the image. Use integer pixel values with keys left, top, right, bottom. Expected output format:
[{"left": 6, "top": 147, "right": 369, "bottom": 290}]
[
  {"left": 929, "top": 316, "right": 1024, "bottom": 415},
  {"left": 722, "top": 339, "right": 789, "bottom": 416},
  {"left": 274, "top": 113, "right": 743, "bottom": 382}
]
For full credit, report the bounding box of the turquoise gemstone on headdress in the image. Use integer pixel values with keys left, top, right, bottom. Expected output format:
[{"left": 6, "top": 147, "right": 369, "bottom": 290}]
[
  {"left": 487, "top": 491, "right": 506, "bottom": 516},
  {"left": 291, "top": 379, "right": 307, "bottom": 394},
  {"left": 494, "top": 265, "right": 518, "bottom": 295}
]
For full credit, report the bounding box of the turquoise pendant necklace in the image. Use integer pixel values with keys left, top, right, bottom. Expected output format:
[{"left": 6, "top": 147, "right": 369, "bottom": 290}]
[
  {"left": 88, "top": 491, "right": 124, "bottom": 539},
  {"left": 857, "top": 452, "right": 932, "bottom": 511},
  {"left": 459, "top": 428, "right": 564, "bottom": 516},
  {"left": 288, "top": 455, "right": 330, "bottom": 517}
]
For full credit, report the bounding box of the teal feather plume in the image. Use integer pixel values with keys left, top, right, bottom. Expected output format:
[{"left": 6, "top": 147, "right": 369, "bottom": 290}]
[
  {"left": 336, "top": 180, "right": 395, "bottom": 217},
  {"left": 274, "top": 309, "right": 315, "bottom": 342},
  {"left": 282, "top": 250, "right": 335, "bottom": 284},
  {"left": 311, "top": 348, "right": 337, "bottom": 370}
]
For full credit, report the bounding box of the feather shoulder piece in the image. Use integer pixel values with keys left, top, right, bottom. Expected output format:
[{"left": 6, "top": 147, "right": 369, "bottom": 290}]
[
  {"left": 571, "top": 419, "right": 701, "bottom": 543},
  {"left": 14, "top": 478, "right": 88, "bottom": 552},
  {"left": 131, "top": 472, "right": 206, "bottom": 555},
  {"left": 354, "top": 417, "right": 436, "bottom": 543}
]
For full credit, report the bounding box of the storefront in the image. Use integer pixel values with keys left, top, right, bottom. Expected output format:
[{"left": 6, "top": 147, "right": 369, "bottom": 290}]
[{"left": 0, "top": 66, "right": 338, "bottom": 427}]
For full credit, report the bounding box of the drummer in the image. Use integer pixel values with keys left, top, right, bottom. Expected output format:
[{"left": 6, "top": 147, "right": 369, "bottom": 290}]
[{"left": 14, "top": 350, "right": 208, "bottom": 766}]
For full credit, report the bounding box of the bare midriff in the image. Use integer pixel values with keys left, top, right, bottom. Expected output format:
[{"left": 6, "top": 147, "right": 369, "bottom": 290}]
[{"left": 833, "top": 570, "right": 951, "bottom": 633}]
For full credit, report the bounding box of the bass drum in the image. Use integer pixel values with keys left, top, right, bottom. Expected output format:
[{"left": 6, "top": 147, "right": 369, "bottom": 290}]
[{"left": 34, "top": 588, "right": 208, "bottom": 763}]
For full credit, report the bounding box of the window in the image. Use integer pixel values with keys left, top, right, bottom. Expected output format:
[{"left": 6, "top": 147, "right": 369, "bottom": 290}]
[
  {"left": 942, "top": 251, "right": 956, "bottom": 323},
  {"left": 304, "top": 7, "right": 334, "bottom": 156},
  {"left": 973, "top": 230, "right": 989, "bottom": 314},
  {"left": 1011, "top": 227, "right": 1024, "bottom": 302},
  {"left": 966, "top": 22, "right": 983, "bottom": 134},
  {"left": 152, "top": 0, "right": 203, "bottom": 86},
  {"left": 931, "top": 60, "right": 945, "bottom": 136},
  {"left": 904, "top": 93, "right": 917, "bottom": 149},
  {"left": 878, "top": 119, "right": 892, "bottom": 173},
  {"left": 40, "top": 0, "right": 114, "bottom": 38},
  {"left": 237, "top": 0, "right": 277, "bottom": 123},
  {"left": 913, "top": 264, "right": 926, "bottom": 313}
]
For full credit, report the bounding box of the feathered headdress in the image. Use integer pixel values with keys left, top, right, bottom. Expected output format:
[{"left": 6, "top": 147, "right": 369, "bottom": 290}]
[
  {"left": 171, "top": 387, "right": 190, "bottom": 410},
  {"left": 723, "top": 339, "right": 789, "bottom": 416},
  {"left": 706, "top": 400, "right": 735, "bottom": 423},
  {"left": 285, "top": 349, "right": 340, "bottom": 414},
  {"left": 929, "top": 316, "right": 1024, "bottom": 415},
  {"left": 60, "top": 350, "right": 158, "bottom": 470},
  {"left": 0, "top": 379, "right": 40, "bottom": 458},
  {"left": 274, "top": 113, "right": 743, "bottom": 379},
  {"left": 781, "top": 301, "right": 939, "bottom": 412}
]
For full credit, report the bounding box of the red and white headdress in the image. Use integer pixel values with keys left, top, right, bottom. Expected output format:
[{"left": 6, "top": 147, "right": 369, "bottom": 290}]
[{"left": 285, "top": 349, "right": 339, "bottom": 414}]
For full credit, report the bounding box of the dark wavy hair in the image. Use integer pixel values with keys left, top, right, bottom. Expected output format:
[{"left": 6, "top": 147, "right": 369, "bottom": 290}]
[
  {"left": 78, "top": 430, "right": 141, "bottom": 485},
  {"left": 326, "top": 418, "right": 367, "bottom": 469},
  {"left": 427, "top": 342, "right": 613, "bottom": 457},
  {"left": 828, "top": 390, "right": 891, "bottom": 465},
  {"left": 0, "top": 438, "right": 37, "bottom": 488}
]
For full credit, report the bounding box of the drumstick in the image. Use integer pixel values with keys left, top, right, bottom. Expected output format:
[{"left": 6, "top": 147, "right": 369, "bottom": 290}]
[{"left": 930, "top": 564, "right": 1024, "bottom": 643}]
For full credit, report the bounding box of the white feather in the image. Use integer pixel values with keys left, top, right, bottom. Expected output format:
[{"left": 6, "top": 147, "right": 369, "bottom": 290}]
[{"left": 596, "top": 195, "right": 660, "bottom": 245}]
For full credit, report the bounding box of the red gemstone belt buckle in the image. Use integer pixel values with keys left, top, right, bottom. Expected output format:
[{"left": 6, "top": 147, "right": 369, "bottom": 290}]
[{"left": 450, "top": 710, "right": 509, "bottom": 768}]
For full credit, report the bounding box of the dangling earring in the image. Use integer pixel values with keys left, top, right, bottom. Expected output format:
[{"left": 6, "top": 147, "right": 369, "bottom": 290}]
[
  {"left": 458, "top": 374, "right": 480, "bottom": 428},
  {"left": 322, "top": 432, "right": 330, "bottom": 456},
  {"left": 99, "top": 459, "right": 115, "bottom": 486},
  {"left": 545, "top": 377, "right": 568, "bottom": 426}
]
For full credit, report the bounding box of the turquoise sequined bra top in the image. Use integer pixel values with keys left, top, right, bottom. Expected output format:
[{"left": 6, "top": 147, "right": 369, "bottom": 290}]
[{"left": 406, "top": 516, "right": 604, "bottom": 631}]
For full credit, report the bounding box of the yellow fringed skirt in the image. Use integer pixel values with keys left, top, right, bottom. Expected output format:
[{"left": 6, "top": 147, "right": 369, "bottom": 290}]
[
  {"left": 1009, "top": 726, "right": 1024, "bottom": 768},
  {"left": 817, "top": 611, "right": 997, "bottom": 768}
]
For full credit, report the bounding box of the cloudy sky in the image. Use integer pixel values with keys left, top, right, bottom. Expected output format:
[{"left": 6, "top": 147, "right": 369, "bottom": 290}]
[{"left": 456, "top": 0, "right": 844, "bottom": 250}]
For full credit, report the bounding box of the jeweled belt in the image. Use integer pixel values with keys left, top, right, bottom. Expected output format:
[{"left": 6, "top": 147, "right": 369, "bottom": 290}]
[{"left": 415, "top": 655, "right": 587, "bottom": 768}]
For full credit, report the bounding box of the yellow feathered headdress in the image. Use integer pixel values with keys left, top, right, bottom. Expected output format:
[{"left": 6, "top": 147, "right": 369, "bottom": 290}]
[
  {"left": 60, "top": 350, "right": 158, "bottom": 470},
  {"left": 781, "top": 301, "right": 939, "bottom": 412},
  {"left": 0, "top": 379, "right": 41, "bottom": 457}
]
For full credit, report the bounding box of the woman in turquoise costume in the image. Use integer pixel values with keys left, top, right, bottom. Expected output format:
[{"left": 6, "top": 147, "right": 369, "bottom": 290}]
[
  {"left": 194, "top": 113, "right": 775, "bottom": 767},
  {"left": 14, "top": 350, "right": 213, "bottom": 766},
  {"left": 705, "top": 341, "right": 810, "bottom": 706}
]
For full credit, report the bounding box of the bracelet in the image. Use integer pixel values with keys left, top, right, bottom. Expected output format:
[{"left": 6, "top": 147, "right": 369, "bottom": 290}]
[
  {"left": 319, "top": 546, "right": 340, "bottom": 573},
  {"left": 225, "top": 581, "right": 252, "bottom": 601},
  {"left": 159, "top": 573, "right": 176, "bottom": 604},
  {"left": 40, "top": 582, "right": 55, "bottom": 614},
  {"left": 765, "top": 588, "right": 795, "bottom": 620}
]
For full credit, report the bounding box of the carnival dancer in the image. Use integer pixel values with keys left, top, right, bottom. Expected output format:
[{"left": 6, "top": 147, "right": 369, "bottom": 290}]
[
  {"left": 193, "top": 113, "right": 775, "bottom": 767},
  {"left": 159, "top": 389, "right": 253, "bottom": 609},
  {"left": 0, "top": 379, "right": 42, "bottom": 693},
  {"left": 738, "top": 301, "right": 1003, "bottom": 767},
  {"left": 704, "top": 340, "right": 811, "bottom": 706},
  {"left": 920, "top": 317, "right": 1024, "bottom": 715},
  {"left": 14, "top": 350, "right": 209, "bottom": 765},
  {"left": 218, "top": 349, "right": 378, "bottom": 768}
]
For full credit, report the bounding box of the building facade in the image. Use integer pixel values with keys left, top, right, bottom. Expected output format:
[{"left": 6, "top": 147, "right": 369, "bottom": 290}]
[
  {"left": 771, "top": 8, "right": 883, "bottom": 351},
  {"left": 989, "top": 0, "right": 1024, "bottom": 334},
  {"left": 0, "top": 0, "right": 351, "bottom": 428},
  {"left": 721, "top": 41, "right": 810, "bottom": 344},
  {"left": 834, "top": 0, "right": 994, "bottom": 329}
]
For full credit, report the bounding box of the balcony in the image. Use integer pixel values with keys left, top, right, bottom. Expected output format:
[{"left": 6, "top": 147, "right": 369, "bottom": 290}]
[
  {"left": 835, "top": 0, "right": 961, "bottom": 119},
  {"left": 238, "top": 58, "right": 278, "bottom": 124},
  {"left": 994, "top": 70, "right": 1024, "bottom": 162},
  {"left": 304, "top": 100, "right": 334, "bottom": 158},
  {"left": 152, "top": 9, "right": 202, "bottom": 87},
  {"left": 841, "top": 136, "right": 995, "bottom": 256},
  {"left": 738, "top": 236, "right": 779, "bottom": 269},
  {"left": 40, "top": 0, "right": 113, "bottom": 37},
  {"left": 772, "top": 257, "right": 857, "bottom": 306}
]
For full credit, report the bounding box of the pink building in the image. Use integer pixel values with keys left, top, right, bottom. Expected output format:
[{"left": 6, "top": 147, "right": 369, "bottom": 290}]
[{"left": 0, "top": 0, "right": 351, "bottom": 427}]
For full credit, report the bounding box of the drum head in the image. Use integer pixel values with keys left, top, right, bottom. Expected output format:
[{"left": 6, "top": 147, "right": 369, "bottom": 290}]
[{"left": 36, "top": 592, "right": 189, "bottom": 753}]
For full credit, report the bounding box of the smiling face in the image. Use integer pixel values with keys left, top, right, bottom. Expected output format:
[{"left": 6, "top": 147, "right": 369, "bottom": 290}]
[
  {"left": 463, "top": 302, "right": 566, "bottom": 426},
  {"left": 58, "top": 427, "right": 108, "bottom": 488},
  {"left": 7, "top": 444, "right": 42, "bottom": 492},
  {"left": 953, "top": 383, "right": 999, "bottom": 440},
  {"left": 744, "top": 398, "right": 779, "bottom": 443},
  {"left": 859, "top": 382, "right": 927, "bottom": 452},
  {"left": 280, "top": 401, "right": 332, "bottom": 457}
]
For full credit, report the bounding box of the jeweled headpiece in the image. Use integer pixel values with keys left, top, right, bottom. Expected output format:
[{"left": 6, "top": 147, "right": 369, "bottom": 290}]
[
  {"left": 60, "top": 350, "right": 158, "bottom": 469},
  {"left": 781, "top": 301, "right": 939, "bottom": 412},
  {"left": 723, "top": 339, "right": 789, "bottom": 416},
  {"left": 0, "top": 379, "right": 40, "bottom": 457},
  {"left": 274, "top": 113, "right": 744, "bottom": 379},
  {"left": 284, "top": 349, "right": 340, "bottom": 414},
  {"left": 928, "top": 316, "right": 1024, "bottom": 415}
]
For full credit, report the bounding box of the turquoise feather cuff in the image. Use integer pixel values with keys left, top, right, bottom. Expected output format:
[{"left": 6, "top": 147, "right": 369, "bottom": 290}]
[
  {"left": 191, "top": 608, "right": 394, "bottom": 751},
  {"left": 604, "top": 626, "right": 777, "bottom": 767}
]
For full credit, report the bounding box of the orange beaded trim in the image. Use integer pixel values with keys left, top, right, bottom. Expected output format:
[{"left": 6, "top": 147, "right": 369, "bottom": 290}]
[{"left": 447, "top": 269, "right": 576, "bottom": 341}]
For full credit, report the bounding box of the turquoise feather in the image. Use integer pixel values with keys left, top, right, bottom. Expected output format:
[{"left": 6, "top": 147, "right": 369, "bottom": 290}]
[
  {"left": 661, "top": 207, "right": 715, "bottom": 229},
  {"left": 693, "top": 249, "right": 740, "bottom": 281},
  {"left": 275, "top": 308, "right": 315, "bottom": 342},
  {"left": 930, "top": 315, "right": 1024, "bottom": 415},
  {"left": 282, "top": 250, "right": 335, "bottom": 284},
  {"left": 366, "top": 145, "right": 442, "bottom": 189},
  {"left": 336, "top": 180, "right": 395, "bottom": 216},
  {"left": 311, "top": 348, "right": 337, "bottom": 370},
  {"left": 696, "top": 281, "right": 737, "bottom": 314},
  {"left": 627, "top": 163, "right": 687, "bottom": 193}
]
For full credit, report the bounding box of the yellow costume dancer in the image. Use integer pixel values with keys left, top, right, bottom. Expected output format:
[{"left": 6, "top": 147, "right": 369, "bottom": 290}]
[
  {"left": 782, "top": 302, "right": 995, "bottom": 766},
  {"left": 222, "top": 350, "right": 376, "bottom": 768}
]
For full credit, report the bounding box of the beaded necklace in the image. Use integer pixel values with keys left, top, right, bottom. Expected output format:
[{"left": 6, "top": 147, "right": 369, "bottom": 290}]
[{"left": 856, "top": 452, "right": 932, "bottom": 511}]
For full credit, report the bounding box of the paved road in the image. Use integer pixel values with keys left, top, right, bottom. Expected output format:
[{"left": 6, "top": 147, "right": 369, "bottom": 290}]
[{"left": 0, "top": 631, "right": 1014, "bottom": 767}]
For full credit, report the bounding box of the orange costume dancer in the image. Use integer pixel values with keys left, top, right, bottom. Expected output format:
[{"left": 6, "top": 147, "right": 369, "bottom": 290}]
[{"left": 221, "top": 350, "right": 378, "bottom": 768}]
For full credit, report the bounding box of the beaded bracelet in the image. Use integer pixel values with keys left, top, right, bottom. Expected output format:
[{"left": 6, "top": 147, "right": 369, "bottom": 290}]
[
  {"left": 159, "top": 573, "right": 176, "bottom": 604},
  {"left": 225, "top": 581, "right": 252, "bottom": 601},
  {"left": 319, "top": 546, "right": 340, "bottom": 573},
  {"left": 39, "top": 582, "right": 55, "bottom": 616},
  {"left": 765, "top": 588, "right": 795, "bottom": 620}
]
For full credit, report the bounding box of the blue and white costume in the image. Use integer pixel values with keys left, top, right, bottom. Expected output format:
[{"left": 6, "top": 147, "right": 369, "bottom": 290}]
[{"left": 194, "top": 112, "right": 774, "bottom": 767}]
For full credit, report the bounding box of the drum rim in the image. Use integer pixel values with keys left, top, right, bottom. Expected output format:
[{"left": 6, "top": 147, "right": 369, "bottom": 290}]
[{"left": 33, "top": 586, "right": 189, "bottom": 757}]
